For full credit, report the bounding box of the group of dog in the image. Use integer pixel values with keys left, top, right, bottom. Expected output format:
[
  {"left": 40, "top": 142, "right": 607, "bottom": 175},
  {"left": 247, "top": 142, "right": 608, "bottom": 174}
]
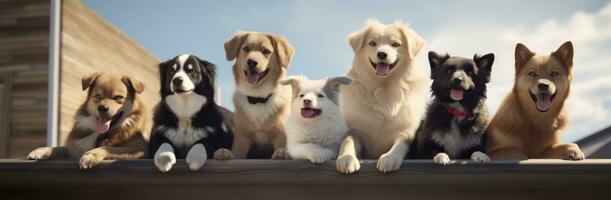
[{"left": 27, "top": 19, "right": 585, "bottom": 174}]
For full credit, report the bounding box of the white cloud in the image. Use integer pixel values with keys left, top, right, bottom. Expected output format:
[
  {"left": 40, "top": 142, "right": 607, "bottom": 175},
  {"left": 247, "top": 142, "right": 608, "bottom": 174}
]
[{"left": 426, "top": 2, "right": 611, "bottom": 142}]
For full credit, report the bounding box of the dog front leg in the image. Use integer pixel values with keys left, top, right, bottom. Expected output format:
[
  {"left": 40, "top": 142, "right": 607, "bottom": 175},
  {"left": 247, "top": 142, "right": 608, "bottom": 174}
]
[
  {"left": 186, "top": 143, "right": 208, "bottom": 171},
  {"left": 541, "top": 143, "right": 585, "bottom": 160},
  {"left": 288, "top": 143, "right": 335, "bottom": 164},
  {"left": 336, "top": 134, "right": 362, "bottom": 174},
  {"left": 154, "top": 143, "right": 176, "bottom": 172},
  {"left": 79, "top": 146, "right": 145, "bottom": 169},
  {"left": 377, "top": 136, "right": 409, "bottom": 173},
  {"left": 27, "top": 146, "right": 69, "bottom": 160},
  {"left": 231, "top": 132, "right": 252, "bottom": 159},
  {"left": 271, "top": 133, "right": 290, "bottom": 160}
]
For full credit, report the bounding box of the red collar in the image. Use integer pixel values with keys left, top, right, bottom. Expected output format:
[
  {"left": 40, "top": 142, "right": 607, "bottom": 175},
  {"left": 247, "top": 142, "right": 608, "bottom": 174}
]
[{"left": 445, "top": 106, "right": 469, "bottom": 117}]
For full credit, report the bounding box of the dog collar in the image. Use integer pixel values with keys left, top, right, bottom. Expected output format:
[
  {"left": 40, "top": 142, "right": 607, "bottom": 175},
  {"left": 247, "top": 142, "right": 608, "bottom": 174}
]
[
  {"left": 247, "top": 93, "right": 273, "bottom": 104},
  {"left": 445, "top": 106, "right": 469, "bottom": 117}
]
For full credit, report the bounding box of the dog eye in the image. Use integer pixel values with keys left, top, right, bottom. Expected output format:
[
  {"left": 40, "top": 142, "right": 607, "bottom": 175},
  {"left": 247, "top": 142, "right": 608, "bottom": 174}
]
[
  {"left": 243, "top": 47, "right": 250, "bottom": 52},
  {"left": 528, "top": 71, "right": 537, "bottom": 78},
  {"left": 391, "top": 42, "right": 401, "bottom": 47},
  {"left": 94, "top": 94, "right": 102, "bottom": 100},
  {"left": 299, "top": 94, "right": 304, "bottom": 98},
  {"left": 317, "top": 94, "right": 324, "bottom": 98},
  {"left": 186, "top": 68, "right": 194, "bottom": 73},
  {"left": 368, "top": 40, "right": 377, "bottom": 47},
  {"left": 113, "top": 96, "right": 124, "bottom": 101},
  {"left": 262, "top": 49, "right": 271, "bottom": 55},
  {"left": 550, "top": 71, "right": 560, "bottom": 77}
]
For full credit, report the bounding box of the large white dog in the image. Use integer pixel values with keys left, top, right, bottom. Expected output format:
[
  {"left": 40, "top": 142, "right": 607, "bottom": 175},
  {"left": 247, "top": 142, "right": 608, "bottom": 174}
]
[
  {"left": 336, "top": 19, "right": 429, "bottom": 173},
  {"left": 281, "top": 76, "right": 351, "bottom": 164}
]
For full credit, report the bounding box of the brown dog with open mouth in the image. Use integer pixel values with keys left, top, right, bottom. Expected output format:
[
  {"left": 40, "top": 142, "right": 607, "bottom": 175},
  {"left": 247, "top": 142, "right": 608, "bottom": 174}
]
[
  {"left": 27, "top": 73, "right": 149, "bottom": 168},
  {"left": 486, "top": 41, "right": 585, "bottom": 160}
]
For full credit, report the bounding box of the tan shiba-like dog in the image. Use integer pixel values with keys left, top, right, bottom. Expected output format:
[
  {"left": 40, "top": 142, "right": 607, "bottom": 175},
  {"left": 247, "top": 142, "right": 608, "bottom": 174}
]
[
  {"left": 486, "top": 41, "right": 585, "bottom": 160},
  {"left": 336, "top": 20, "right": 428, "bottom": 174},
  {"left": 27, "top": 73, "right": 149, "bottom": 168},
  {"left": 224, "top": 32, "right": 295, "bottom": 159}
]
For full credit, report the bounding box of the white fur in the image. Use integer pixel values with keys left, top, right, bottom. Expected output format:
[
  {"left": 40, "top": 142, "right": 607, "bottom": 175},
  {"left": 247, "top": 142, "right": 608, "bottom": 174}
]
[
  {"left": 158, "top": 125, "right": 208, "bottom": 148},
  {"left": 154, "top": 143, "right": 176, "bottom": 172},
  {"left": 234, "top": 84, "right": 291, "bottom": 131},
  {"left": 170, "top": 54, "right": 196, "bottom": 93},
  {"left": 165, "top": 93, "right": 207, "bottom": 119},
  {"left": 430, "top": 123, "right": 482, "bottom": 158},
  {"left": 285, "top": 78, "right": 349, "bottom": 164},
  {"left": 186, "top": 143, "right": 207, "bottom": 171},
  {"left": 470, "top": 151, "right": 491, "bottom": 162},
  {"left": 433, "top": 152, "right": 451, "bottom": 165}
]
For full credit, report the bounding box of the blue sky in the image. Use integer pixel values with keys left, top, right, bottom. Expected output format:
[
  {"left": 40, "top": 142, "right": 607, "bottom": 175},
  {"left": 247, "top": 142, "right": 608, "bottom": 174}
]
[{"left": 83, "top": 0, "right": 611, "bottom": 142}]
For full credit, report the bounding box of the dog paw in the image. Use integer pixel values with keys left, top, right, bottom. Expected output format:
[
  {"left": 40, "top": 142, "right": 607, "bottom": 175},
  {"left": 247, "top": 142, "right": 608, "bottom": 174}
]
[
  {"left": 307, "top": 153, "right": 330, "bottom": 164},
  {"left": 470, "top": 151, "right": 491, "bottom": 163},
  {"left": 566, "top": 149, "right": 585, "bottom": 160},
  {"left": 336, "top": 154, "right": 360, "bottom": 174},
  {"left": 433, "top": 153, "right": 451, "bottom": 165},
  {"left": 27, "top": 147, "right": 53, "bottom": 160},
  {"left": 79, "top": 150, "right": 105, "bottom": 169},
  {"left": 271, "top": 148, "right": 291, "bottom": 160},
  {"left": 186, "top": 144, "right": 208, "bottom": 171},
  {"left": 376, "top": 153, "right": 403, "bottom": 173},
  {"left": 213, "top": 148, "right": 233, "bottom": 160},
  {"left": 154, "top": 143, "right": 176, "bottom": 172}
]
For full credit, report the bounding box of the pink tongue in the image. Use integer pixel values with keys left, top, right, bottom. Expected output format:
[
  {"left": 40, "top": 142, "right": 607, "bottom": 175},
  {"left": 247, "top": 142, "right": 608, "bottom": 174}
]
[
  {"left": 96, "top": 119, "right": 111, "bottom": 134},
  {"left": 450, "top": 89, "right": 464, "bottom": 101},
  {"left": 536, "top": 95, "right": 551, "bottom": 111},
  {"left": 301, "top": 109, "right": 315, "bottom": 118},
  {"left": 246, "top": 71, "right": 259, "bottom": 85},
  {"left": 376, "top": 64, "right": 390, "bottom": 76}
]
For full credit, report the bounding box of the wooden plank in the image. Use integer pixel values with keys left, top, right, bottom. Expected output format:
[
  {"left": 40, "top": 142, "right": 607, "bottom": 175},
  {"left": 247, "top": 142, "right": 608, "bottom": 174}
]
[
  {"left": 0, "top": 73, "right": 12, "bottom": 157},
  {"left": 0, "top": 159, "right": 610, "bottom": 199}
]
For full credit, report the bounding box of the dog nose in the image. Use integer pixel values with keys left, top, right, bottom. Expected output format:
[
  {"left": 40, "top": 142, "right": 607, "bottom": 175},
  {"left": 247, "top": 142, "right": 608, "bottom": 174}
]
[
  {"left": 97, "top": 105, "right": 109, "bottom": 113},
  {"left": 451, "top": 77, "right": 463, "bottom": 86},
  {"left": 538, "top": 83, "right": 549, "bottom": 92},
  {"left": 377, "top": 52, "right": 387, "bottom": 60},
  {"left": 172, "top": 77, "right": 183, "bottom": 86},
  {"left": 247, "top": 59, "right": 258, "bottom": 69},
  {"left": 303, "top": 99, "right": 312, "bottom": 105}
]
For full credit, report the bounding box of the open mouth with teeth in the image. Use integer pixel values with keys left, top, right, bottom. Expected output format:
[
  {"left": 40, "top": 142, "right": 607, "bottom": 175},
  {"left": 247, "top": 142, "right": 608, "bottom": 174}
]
[
  {"left": 530, "top": 92, "right": 556, "bottom": 112},
  {"left": 96, "top": 111, "right": 123, "bottom": 134},
  {"left": 301, "top": 107, "right": 322, "bottom": 118},
  {"left": 370, "top": 59, "right": 399, "bottom": 76},
  {"left": 244, "top": 68, "right": 270, "bottom": 86}
]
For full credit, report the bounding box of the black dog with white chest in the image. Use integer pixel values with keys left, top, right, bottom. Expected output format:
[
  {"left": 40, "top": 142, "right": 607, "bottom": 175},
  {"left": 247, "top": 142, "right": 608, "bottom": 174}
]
[
  {"left": 409, "top": 51, "right": 494, "bottom": 165},
  {"left": 149, "top": 54, "right": 233, "bottom": 172}
]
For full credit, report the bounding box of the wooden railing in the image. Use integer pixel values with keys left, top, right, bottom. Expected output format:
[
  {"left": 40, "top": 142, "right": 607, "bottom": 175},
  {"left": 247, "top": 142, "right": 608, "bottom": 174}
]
[{"left": 1, "top": 159, "right": 610, "bottom": 199}]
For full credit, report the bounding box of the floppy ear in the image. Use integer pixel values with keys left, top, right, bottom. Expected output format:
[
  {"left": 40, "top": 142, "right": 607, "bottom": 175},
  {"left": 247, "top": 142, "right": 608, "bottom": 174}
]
[
  {"left": 122, "top": 76, "right": 144, "bottom": 94},
  {"left": 348, "top": 28, "right": 368, "bottom": 53},
  {"left": 428, "top": 51, "right": 450, "bottom": 80},
  {"left": 196, "top": 56, "right": 217, "bottom": 83},
  {"left": 224, "top": 31, "right": 249, "bottom": 61},
  {"left": 323, "top": 76, "right": 352, "bottom": 104},
  {"left": 81, "top": 72, "right": 103, "bottom": 91},
  {"left": 551, "top": 41, "right": 573, "bottom": 70},
  {"left": 474, "top": 53, "right": 494, "bottom": 83},
  {"left": 270, "top": 34, "right": 295, "bottom": 69},
  {"left": 515, "top": 43, "right": 535, "bottom": 70},
  {"left": 279, "top": 76, "right": 301, "bottom": 97},
  {"left": 398, "top": 24, "right": 426, "bottom": 58}
]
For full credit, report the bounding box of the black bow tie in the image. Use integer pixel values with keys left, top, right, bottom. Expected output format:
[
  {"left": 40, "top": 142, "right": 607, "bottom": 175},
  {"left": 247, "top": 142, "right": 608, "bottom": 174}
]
[{"left": 247, "top": 93, "right": 273, "bottom": 104}]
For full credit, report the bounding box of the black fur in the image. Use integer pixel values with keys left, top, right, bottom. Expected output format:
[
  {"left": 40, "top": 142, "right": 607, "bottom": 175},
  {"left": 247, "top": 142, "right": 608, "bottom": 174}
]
[
  {"left": 149, "top": 55, "right": 233, "bottom": 158},
  {"left": 409, "top": 51, "right": 494, "bottom": 160}
]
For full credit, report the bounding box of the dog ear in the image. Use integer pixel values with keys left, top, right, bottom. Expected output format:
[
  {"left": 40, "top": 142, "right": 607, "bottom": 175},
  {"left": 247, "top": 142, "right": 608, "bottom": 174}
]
[
  {"left": 279, "top": 76, "right": 301, "bottom": 97},
  {"left": 428, "top": 51, "right": 450, "bottom": 80},
  {"left": 269, "top": 34, "right": 295, "bottom": 69},
  {"left": 81, "top": 72, "right": 103, "bottom": 91},
  {"left": 551, "top": 41, "right": 573, "bottom": 70},
  {"left": 348, "top": 27, "right": 369, "bottom": 53},
  {"left": 515, "top": 43, "right": 535, "bottom": 70},
  {"left": 324, "top": 76, "right": 352, "bottom": 104},
  {"left": 398, "top": 24, "right": 426, "bottom": 59},
  {"left": 195, "top": 56, "right": 217, "bottom": 83},
  {"left": 224, "top": 31, "right": 249, "bottom": 61},
  {"left": 474, "top": 53, "right": 494, "bottom": 83},
  {"left": 122, "top": 76, "right": 144, "bottom": 94}
]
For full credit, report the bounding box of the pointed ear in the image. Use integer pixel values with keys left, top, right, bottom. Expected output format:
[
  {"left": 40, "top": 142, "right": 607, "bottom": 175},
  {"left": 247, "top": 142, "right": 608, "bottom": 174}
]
[
  {"left": 279, "top": 76, "right": 301, "bottom": 97},
  {"left": 348, "top": 28, "right": 369, "bottom": 53},
  {"left": 81, "top": 72, "right": 103, "bottom": 91},
  {"left": 551, "top": 41, "right": 573, "bottom": 70},
  {"left": 122, "top": 76, "right": 144, "bottom": 94},
  {"left": 324, "top": 76, "right": 352, "bottom": 104},
  {"left": 398, "top": 24, "right": 426, "bottom": 58},
  {"left": 224, "top": 32, "right": 248, "bottom": 61},
  {"left": 474, "top": 53, "right": 494, "bottom": 83},
  {"left": 428, "top": 51, "right": 449, "bottom": 80},
  {"left": 515, "top": 43, "right": 535, "bottom": 69},
  {"left": 269, "top": 34, "right": 295, "bottom": 69}
]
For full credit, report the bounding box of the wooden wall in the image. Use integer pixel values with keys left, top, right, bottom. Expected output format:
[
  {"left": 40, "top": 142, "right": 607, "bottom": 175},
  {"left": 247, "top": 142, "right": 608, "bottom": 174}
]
[
  {"left": 0, "top": 0, "right": 50, "bottom": 158},
  {"left": 58, "top": 0, "right": 160, "bottom": 145}
]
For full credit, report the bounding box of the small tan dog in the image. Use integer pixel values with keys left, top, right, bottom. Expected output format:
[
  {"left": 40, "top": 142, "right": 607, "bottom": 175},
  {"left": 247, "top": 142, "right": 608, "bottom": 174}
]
[
  {"left": 27, "top": 73, "right": 149, "bottom": 168},
  {"left": 486, "top": 41, "right": 585, "bottom": 160},
  {"left": 224, "top": 31, "right": 295, "bottom": 159}
]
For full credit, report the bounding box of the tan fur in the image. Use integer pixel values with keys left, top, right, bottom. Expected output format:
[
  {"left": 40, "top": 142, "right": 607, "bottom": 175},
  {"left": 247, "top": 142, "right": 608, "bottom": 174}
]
[
  {"left": 486, "top": 41, "right": 585, "bottom": 160},
  {"left": 27, "top": 73, "right": 150, "bottom": 168},
  {"left": 337, "top": 20, "right": 429, "bottom": 173},
  {"left": 224, "top": 32, "right": 295, "bottom": 159}
]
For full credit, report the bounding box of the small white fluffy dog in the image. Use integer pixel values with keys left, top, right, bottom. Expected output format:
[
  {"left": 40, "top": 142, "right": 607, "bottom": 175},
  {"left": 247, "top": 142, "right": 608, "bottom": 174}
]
[
  {"left": 337, "top": 19, "right": 429, "bottom": 174},
  {"left": 281, "top": 76, "right": 352, "bottom": 164}
]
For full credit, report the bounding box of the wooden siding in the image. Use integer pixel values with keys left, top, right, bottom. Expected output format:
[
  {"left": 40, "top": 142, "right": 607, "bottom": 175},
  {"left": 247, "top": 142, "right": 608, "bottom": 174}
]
[
  {"left": 0, "top": 0, "right": 50, "bottom": 158},
  {"left": 58, "top": 0, "right": 160, "bottom": 145}
]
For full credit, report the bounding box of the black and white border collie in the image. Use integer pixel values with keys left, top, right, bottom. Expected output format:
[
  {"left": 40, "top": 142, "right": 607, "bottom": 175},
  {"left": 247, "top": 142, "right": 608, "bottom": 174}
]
[
  {"left": 410, "top": 51, "right": 494, "bottom": 165},
  {"left": 149, "top": 54, "right": 233, "bottom": 172}
]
